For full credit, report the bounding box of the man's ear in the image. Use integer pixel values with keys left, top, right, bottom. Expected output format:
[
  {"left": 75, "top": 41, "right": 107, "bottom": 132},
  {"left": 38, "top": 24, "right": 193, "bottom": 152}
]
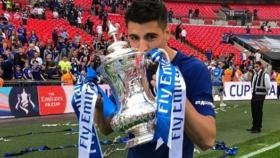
[
  {"left": 164, "top": 27, "right": 171, "bottom": 43},
  {"left": 165, "top": 27, "right": 171, "bottom": 38}
]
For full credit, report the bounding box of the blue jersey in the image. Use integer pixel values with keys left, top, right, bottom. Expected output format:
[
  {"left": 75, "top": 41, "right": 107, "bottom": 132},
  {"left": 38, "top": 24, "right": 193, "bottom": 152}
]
[
  {"left": 14, "top": 71, "right": 23, "bottom": 80},
  {"left": 29, "top": 35, "right": 39, "bottom": 43},
  {"left": 211, "top": 67, "right": 224, "bottom": 86},
  {"left": 23, "top": 68, "right": 32, "bottom": 79},
  {"left": 17, "top": 27, "right": 26, "bottom": 37},
  {"left": 128, "top": 51, "right": 215, "bottom": 158},
  {"left": 32, "top": 67, "right": 43, "bottom": 80}
]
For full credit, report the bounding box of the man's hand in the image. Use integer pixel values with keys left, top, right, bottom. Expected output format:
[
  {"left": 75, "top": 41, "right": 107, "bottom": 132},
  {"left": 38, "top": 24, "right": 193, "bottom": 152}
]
[
  {"left": 94, "top": 94, "right": 113, "bottom": 135},
  {"left": 150, "top": 74, "right": 157, "bottom": 88},
  {"left": 95, "top": 94, "right": 103, "bottom": 110}
]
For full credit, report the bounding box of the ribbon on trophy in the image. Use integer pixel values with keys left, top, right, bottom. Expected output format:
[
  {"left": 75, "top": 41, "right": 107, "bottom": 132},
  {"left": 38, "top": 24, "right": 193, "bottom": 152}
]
[
  {"left": 71, "top": 67, "right": 117, "bottom": 158},
  {"left": 147, "top": 48, "right": 186, "bottom": 158}
]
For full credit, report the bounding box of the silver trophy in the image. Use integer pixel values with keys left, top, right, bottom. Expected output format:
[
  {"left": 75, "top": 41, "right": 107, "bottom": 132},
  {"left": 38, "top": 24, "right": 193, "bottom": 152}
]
[{"left": 97, "top": 21, "right": 158, "bottom": 148}]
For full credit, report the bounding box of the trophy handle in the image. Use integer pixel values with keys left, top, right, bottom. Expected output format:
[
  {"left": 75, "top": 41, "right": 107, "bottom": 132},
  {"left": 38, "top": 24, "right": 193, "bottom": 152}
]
[
  {"left": 156, "top": 48, "right": 171, "bottom": 62},
  {"left": 141, "top": 48, "right": 171, "bottom": 108}
]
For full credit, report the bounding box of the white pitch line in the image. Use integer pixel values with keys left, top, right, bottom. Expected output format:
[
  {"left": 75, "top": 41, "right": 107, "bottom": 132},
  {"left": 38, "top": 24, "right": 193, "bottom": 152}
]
[{"left": 239, "top": 142, "right": 280, "bottom": 158}]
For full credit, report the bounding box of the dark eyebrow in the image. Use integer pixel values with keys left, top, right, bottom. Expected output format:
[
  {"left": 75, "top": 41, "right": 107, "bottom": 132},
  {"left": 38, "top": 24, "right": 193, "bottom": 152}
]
[
  {"left": 144, "top": 33, "right": 158, "bottom": 38},
  {"left": 128, "top": 34, "right": 139, "bottom": 39}
]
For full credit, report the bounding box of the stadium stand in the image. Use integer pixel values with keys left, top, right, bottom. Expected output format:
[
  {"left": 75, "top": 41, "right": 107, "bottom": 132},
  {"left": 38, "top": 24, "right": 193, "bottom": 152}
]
[
  {"left": 165, "top": 2, "right": 221, "bottom": 19},
  {"left": 0, "top": 0, "right": 280, "bottom": 87},
  {"left": 228, "top": 4, "right": 280, "bottom": 20},
  {"left": 168, "top": 38, "right": 205, "bottom": 61}
]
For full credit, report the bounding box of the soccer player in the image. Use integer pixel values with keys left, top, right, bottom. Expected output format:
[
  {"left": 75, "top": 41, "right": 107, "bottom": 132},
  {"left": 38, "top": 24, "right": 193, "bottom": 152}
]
[
  {"left": 211, "top": 62, "right": 226, "bottom": 110},
  {"left": 95, "top": 1, "right": 216, "bottom": 158}
]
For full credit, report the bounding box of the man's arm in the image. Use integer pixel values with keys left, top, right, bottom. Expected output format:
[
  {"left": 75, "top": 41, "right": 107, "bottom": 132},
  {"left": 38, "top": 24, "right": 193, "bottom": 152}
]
[
  {"left": 264, "top": 73, "right": 271, "bottom": 92},
  {"left": 184, "top": 99, "right": 216, "bottom": 150},
  {"left": 151, "top": 73, "right": 216, "bottom": 150},
  {"left": 94, "top": 96, "right": 113, "bottom": 135}
]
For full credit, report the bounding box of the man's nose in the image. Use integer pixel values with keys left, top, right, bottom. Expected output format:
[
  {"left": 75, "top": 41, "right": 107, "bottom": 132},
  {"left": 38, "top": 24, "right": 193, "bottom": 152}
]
[{"left": 138, "top": 39, "right": 149, "bottom": 52}]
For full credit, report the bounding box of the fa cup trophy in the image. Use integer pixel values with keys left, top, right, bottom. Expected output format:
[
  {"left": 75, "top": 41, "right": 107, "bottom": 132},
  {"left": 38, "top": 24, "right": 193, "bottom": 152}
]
[{"left": 97, "top": 21, "right": 157, "bottom": 148}]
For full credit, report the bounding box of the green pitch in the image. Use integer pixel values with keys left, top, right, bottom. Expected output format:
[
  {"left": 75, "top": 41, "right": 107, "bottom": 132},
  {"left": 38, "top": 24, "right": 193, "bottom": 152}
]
[{"left": 0, "top": 100, "right": 279, "bottom": 158}]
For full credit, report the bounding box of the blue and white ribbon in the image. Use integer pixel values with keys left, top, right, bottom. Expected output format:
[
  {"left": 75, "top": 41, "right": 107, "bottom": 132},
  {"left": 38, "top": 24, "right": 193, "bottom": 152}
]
[
  {"left": 72, "top": 67, "right": 117, "bottom": 158},
  {"left": 71, "top": 74, "right": 84, "bottom": 118},
  {"left": 213, "top": 141, "right": 239, "bottom": 158},
  {"left": 147, "top": 48, "right": 186, "bottom": 158},
  {"left": 78, "top": 82, "right": 102, "bottom": 158}
]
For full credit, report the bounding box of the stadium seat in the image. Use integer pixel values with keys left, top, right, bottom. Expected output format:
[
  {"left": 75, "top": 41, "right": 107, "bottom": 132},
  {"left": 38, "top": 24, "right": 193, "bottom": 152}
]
[
  {"left": 181, "top": 17, "right": 189, "bottom": 24},
  {"left": 252, "top": 20, "right": 261, "bottom": 26},
  {"left": 165, "top": 2, "right": 221, "bottom": 19},
  {"left": 204, "top": 19, "right": 213, "bottom": 25},
  {"left": 228, "top": 20, "right": 237, "bottom": 26},
  {"left": 229, "top": 4, "right": 280, "bottom": 21}
]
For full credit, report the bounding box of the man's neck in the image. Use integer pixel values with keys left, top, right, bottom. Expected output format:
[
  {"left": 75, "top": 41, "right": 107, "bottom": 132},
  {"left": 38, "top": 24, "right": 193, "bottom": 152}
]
[{"left": 165, "top": 46, "right": 177, "bottom": 62}]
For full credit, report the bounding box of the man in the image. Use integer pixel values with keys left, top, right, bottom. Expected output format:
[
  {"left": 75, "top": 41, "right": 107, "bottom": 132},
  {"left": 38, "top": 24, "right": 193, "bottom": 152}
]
[
  {"left": 211, "top": 62, "right": 226, "bottom": 109},
  {"left": 246, "top": 25, "right": 251, "bottom": 34},
  {"left": 188, "top": 8, "right": 193, "bottom": 18},
  {"left": 60, "top": 28, "right": 68, "bottom": 41},
  {"left": 95, "top": 1, "right": 216, "bottom": 158},
  {"left": 0, "top": 54, "right": 13, "bottom": 80},
  {"left": 180, "top": 28, "right": 187, "bottom": 44},
  {"left": 233, "top": 65, "right": 243, "bottom": 81},
  {"left": 0, "top": 67, "right": 4, "bottom": 87},
  {"left": 31, "top": 60, "right": 46, "bottom": 81},
  {"left": 168, "top": 8, "right": 173, "bottom": 23},
  {"left": 96, "top": 22, "right": 103, "bottom": 38},
  {"left": 240, "top": 50, "right": 247, "bottom": 63},
  {"left": 277, "top": 71, "right": 280, "bottom": 100},
  {"left": 85, "top": 17, "right": 94, "bottom": 35},
  {"left": 34, "top": 52, "right": 43, "bottom": 66},
  {"left": 194, "top": 9, "right": 199, "bottom": 18},
  {"left": 175, "top": 22, "right": 182, "bottom": 40},
  {"left": 247, "top": 61, "right": 271, "bottom": 133},
  {"left": 17, "top": 23, "right": 27, "bottom": 45},
  {"left": 254, "top": 50, "right": 261, "bottom": 62},
  {"left": 205, "top": 48, "right": 212, "bottom": 62},
  {"left": 58, "top": 55, "right": 71, "bottom": 73},
  {"left": 52, "top": 28, "right": 58, "bottom": 46},
  {"left": 74, "top": 32, "right": 82, "bottom": 45},
  {"left": 13, "top": 48, "right": 27, "bottom": 69}
]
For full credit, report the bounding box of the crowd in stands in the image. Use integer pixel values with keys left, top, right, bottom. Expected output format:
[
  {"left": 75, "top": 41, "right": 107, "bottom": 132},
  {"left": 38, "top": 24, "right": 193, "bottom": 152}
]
[
  {"left": 0, "top": 0, "right": 123, "bottom": 86},
  {"left": 0, "top": 0, "right": 279, "bottom": 88},
  {"left": 209, "top": 49, "right": 280, "bottom": 101},
  {"left": 208, "top": 49, "right": 279, "bottom": 84},
  {"left": 260, "top": 21, "right": 272, "bottom": 32},
  {"left": 188, "top": 8, "right": 200, "bottom": 18}
]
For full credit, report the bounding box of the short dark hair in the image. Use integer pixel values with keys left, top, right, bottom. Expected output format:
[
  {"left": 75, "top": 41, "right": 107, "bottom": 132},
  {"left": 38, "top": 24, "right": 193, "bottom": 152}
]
[
  {"left": 125, "top": 0, "right": 168, "bottom": 30},
  {"left": 255, "top": 61, "right": 262, "bottom": 66}
]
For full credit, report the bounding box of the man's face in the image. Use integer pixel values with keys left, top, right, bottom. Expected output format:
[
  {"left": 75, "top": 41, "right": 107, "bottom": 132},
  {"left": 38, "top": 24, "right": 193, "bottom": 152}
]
[
  {"left": 0, "top": 67, "right": 3, "bottom": 76},
  {"left": 218, "top": 62, "right": 223, "bottom": 68},
  {"left": 254, "top": 64, "right": 261, "bottom": 72},
  {"left": 127, "top": 21, "right": 169, "bottom": 53}
]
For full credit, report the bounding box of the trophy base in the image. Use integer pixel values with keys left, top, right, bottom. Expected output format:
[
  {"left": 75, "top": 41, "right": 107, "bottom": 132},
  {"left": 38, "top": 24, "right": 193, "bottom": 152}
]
[{"left": 125, "top": 122, "right": 154, "bottom": 148}]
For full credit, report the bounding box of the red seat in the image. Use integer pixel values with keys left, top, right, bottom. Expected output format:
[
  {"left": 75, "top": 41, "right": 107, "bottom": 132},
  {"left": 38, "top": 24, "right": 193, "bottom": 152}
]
[
  {"left": 204, "top": 19, "right": 213, "bottom": 25},
  {"left": 181, "top": 17, "right": 189, "bottom": 23},
  {"left": 252, "top": 20, "right": 260, "bottom": 26},
  {"left": 228, "top": 20, "right": 237, "bottom": 26}
]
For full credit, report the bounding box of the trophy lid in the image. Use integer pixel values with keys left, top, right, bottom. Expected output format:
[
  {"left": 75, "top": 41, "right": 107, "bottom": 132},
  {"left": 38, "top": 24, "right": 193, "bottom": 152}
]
[
  {"left": 105, "top": 21, "right": 134, "bottom": 59},
  {"left": 108, "top": 21, "right": 118, "bottom": 42}
]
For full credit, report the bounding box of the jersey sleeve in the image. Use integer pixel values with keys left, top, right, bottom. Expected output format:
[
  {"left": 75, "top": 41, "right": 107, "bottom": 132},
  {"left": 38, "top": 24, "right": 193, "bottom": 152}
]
[{"left": 181, "top": 59, "right": 215, "bottom": 117}]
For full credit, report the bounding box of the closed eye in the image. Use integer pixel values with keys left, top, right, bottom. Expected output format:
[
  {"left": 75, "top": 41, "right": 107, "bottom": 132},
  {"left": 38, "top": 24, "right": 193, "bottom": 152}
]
[
  {"left": 128, "top": 34, "right": 139, "bottom": 42},
  {"left": 144, "top": 33, "right": 158, "bottom": 42}
]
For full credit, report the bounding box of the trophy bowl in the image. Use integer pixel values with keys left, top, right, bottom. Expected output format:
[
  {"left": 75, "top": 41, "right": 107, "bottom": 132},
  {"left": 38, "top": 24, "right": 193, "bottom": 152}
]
[{"left": 96, "top": 22, "right": 157, "bottom": 148}]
